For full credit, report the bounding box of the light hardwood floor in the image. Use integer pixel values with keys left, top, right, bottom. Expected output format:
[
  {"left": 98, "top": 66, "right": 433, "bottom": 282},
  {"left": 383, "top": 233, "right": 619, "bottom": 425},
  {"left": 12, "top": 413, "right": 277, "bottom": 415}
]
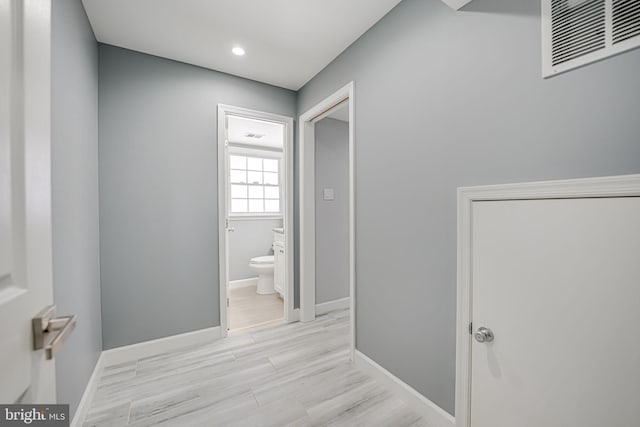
[
  {"left": 83, "top": 310, "right": 427, "bottom": 427},
  {"left": 228, "top": 284, "right": 283, "bottom": 331}
]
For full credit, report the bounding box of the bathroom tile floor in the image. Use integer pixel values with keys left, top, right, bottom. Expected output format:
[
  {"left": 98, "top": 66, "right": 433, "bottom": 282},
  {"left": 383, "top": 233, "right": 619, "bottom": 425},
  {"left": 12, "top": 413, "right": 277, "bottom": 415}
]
[
  {"left": 82, "top": 309, "right": 427, "bottom": 427},
  {"left": 228, "top": 284, "right": 284, "bottom": 331}
]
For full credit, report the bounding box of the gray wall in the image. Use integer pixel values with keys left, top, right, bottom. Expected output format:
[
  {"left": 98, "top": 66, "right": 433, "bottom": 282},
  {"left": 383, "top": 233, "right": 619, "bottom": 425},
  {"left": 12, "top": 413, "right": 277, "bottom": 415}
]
[
  {"left": 298, "top": 0, "right": 640, "bottom": 415},
  {"left": 315, "top": 118, "right": 350, "bottom": 304},
  {"left": 51, "top": 0, "right": 101, "bottom": 417},
  {"left": 99, "top": 44, "right": 296, "bottom": 349},
  {"left": 229, "top": 219, "right": 283, "bottom": 281}
]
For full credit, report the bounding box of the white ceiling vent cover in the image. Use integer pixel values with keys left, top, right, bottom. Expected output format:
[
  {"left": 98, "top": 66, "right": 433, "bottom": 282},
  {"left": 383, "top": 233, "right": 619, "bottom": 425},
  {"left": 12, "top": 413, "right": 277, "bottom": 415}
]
[{"left": 542, "top": 0, "right": 640, "bottom": 77}]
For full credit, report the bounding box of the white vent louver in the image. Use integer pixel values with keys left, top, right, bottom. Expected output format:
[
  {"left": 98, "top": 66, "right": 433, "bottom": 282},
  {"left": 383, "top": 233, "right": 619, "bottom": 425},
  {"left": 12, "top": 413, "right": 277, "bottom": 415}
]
[
  {"left": 542, "top": 0, "right": 640, "bottom": 77},
  {"left": 613, "top": 0, "right": 640, "bottom": 43}
]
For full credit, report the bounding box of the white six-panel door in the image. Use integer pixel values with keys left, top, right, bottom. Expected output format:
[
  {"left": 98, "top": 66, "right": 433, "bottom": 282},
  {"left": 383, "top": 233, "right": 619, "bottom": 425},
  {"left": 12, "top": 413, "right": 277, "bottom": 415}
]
[
  {"left": 470, "top": 196, "right": 640, "bottom": 427},
  {"left": 0, "top": 0, "right": 55, "bottom": 403}
]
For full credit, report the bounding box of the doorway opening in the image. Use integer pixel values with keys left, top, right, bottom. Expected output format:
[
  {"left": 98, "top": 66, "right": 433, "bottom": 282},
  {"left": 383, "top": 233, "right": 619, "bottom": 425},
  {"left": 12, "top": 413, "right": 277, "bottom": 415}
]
[
  {"left": 217, "top": 105, "right": 294, "bottom": 334},
  {"left": 298, "top": 82, "right": 356, "bottom": 359}
]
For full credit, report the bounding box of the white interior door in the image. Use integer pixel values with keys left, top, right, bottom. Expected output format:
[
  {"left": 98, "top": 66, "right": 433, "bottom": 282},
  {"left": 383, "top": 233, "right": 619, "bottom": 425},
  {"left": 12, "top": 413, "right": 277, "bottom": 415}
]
[
  {"left": 0, "top": 0, "right": 55, "bottom": 403},
  {"left": 470, "top": 197, "right": 640, "bottom": 427}
]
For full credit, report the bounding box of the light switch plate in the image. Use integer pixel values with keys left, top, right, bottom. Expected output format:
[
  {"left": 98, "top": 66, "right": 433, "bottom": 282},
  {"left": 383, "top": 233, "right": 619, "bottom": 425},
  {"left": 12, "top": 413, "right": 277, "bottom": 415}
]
[{"left": 323, "top": 188, "right": 335, "bottom": 201}]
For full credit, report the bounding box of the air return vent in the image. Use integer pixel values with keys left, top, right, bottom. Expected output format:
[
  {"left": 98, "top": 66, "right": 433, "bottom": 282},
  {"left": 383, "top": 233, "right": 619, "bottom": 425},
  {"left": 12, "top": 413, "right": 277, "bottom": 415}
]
[
  {"left": 542, "top": 0, "right": 640, "bottom": 77},
  {"left": 613, "top": 0, "right": 640, "bottom": 43}
]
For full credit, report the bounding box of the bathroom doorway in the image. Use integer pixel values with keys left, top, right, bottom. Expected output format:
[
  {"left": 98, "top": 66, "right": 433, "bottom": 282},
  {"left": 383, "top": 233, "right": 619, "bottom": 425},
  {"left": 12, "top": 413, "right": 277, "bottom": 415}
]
[{"left": 217, "top": 105, "right": 294, "bottom": 334}]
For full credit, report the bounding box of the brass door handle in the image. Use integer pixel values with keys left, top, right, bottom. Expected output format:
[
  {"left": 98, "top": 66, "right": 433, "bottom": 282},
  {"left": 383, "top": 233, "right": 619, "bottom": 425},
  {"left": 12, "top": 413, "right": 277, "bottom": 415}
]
[{"left": 32, "top": 305, "right": 77, "bottom": 360}]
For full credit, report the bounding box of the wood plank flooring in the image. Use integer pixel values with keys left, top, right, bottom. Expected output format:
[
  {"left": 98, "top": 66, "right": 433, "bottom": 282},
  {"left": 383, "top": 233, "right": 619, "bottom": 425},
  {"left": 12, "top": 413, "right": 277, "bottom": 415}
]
[
  {"left": 83, "top": 310, "right": 427, "bottom": 427},
  {"left": 228, "top": 284, "right": 283, "bottom": 331}
]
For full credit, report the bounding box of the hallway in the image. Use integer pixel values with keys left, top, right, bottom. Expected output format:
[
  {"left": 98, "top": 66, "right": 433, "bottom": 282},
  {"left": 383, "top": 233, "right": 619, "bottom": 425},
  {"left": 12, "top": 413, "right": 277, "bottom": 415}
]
[{"left": 82, "top": 310, "right": 426, "bottom": 426}]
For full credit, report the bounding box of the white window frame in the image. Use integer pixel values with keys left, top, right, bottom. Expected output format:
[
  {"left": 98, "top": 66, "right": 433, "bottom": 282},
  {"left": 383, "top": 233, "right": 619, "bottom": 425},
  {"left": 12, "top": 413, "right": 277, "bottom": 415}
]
[{"left": 227, "top": 146, "right": 283, "bottom": 219}]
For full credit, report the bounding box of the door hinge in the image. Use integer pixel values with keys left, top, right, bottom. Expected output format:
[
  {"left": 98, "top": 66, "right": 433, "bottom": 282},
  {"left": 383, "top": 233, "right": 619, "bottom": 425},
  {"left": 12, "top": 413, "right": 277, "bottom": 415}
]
[
  {"left": 469, "top": 322, "right": 473, "bottom": 335},
  {"left": 227, "top": 298, "right": 229, "bottom": 307}
]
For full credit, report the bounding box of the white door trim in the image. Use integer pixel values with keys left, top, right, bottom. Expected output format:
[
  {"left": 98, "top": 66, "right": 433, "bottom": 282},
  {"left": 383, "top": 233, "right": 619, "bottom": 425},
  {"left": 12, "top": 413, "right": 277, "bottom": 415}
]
[
  {"left": 217, "top": 105, "right": 295, "bottom": 336},
  {"left": 455, "top": 173, "right": 640, "bottom": 427},
  {"left": 298, "top": 82, "right": 356, "bottom": 359}
]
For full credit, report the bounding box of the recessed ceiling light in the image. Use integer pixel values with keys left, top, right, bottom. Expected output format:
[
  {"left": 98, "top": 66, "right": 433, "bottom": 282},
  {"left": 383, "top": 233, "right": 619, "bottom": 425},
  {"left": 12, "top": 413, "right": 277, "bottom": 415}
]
[{"left": 232, "top": 47, "right": 245, "bottom": 56}]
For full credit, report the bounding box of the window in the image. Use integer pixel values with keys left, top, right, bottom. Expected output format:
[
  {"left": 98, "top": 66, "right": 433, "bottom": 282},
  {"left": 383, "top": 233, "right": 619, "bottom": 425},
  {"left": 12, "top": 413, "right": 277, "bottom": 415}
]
[{"left": 229, "top": 154, "right": 280, "bottom": 215}]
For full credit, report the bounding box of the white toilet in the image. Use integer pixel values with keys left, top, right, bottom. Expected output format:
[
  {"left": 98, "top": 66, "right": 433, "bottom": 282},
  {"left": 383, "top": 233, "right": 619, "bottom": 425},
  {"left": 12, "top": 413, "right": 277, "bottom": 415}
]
[{"left": 250, "top": 255, "right": 275, "bottom": 294}]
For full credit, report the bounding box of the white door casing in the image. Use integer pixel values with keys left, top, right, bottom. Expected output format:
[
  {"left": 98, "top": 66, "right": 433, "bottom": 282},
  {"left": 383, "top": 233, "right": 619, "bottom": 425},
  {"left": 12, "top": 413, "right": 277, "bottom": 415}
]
[
  {"left": 0, "top": 0, "right": 56, "bottom": 403},
  {"left": 298, "top": 82, "right": 356, "bottom": 359},
  {"left": 456, "top": 175, "right": 640, "bottom": 427},
  {"left": 217, "top": 105, "right": 295, "bottom": 334}
]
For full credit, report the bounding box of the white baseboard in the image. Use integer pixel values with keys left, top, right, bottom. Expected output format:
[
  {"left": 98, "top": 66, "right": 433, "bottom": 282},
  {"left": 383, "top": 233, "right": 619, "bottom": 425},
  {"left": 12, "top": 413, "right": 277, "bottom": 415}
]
[
  {"left": 287, "top": 308, "right": 300, "bottom": 322},
  {"left": 315, "top": 297, "right": 350, "bottom": 316},
  {"left": 229, "top": 278, "right": 258, "bottom": 289},
  {"left": 101, "top": 326, "right": 222, "bottom": 366},
  {"left": 71, "top": 326, "right": 222, "bottom": 426},
  {"left": 354, "top": 350, "right": 455, "bottom": 427},
  {"left": 70, "top": 352, "right": 105, "bottom": 427}
]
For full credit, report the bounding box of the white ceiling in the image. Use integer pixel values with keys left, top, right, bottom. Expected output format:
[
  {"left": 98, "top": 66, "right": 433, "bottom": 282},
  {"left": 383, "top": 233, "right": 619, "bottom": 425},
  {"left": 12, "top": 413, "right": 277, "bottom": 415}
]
[
  {"left": 227, "top": 116, "right": 284, "bottom": 149},
  {"left": 82, "top": 0, "right": 403, "bottom": 90}
]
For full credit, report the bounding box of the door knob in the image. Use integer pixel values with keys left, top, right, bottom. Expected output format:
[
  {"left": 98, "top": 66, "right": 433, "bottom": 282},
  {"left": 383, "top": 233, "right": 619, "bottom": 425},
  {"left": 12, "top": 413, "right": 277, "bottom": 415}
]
[{"left": 474, "top": 326, "right": 494, "bottom": 343}]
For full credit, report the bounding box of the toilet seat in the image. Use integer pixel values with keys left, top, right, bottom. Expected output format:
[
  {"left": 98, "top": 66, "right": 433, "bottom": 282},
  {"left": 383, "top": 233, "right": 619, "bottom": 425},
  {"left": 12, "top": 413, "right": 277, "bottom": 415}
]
[{"left": 250, "top": 255, "right": 274, "bottom": 265}]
